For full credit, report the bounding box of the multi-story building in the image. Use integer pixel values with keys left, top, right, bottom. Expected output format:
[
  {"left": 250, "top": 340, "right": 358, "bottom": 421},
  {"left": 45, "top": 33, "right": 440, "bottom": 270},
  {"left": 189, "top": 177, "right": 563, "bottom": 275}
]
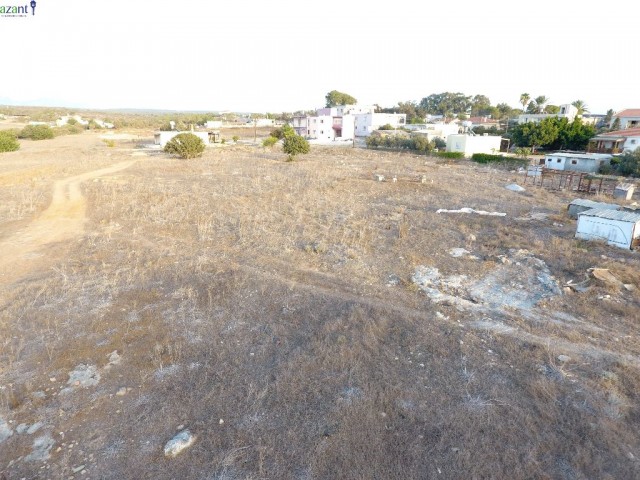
[
  {"left": 293, "top": 105, "right": 406, "bottom": 141},
  {"left": 517, "top": 104, "right": 578, "bottom": 124}
]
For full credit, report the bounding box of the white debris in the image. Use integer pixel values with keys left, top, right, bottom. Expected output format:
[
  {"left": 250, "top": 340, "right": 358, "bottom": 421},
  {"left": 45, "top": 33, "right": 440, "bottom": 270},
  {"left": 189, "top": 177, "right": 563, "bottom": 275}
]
[
  {"left": 449, "top": 248, "right": 470, "bottom": 258},
  {"left": 27, "top": 422, "right": 44, "bottom": 435},
  {"left": 557, "top": 355, "right": 571, "bottom": 363},
  {"left": 25, "top": 434, "right": 55, "bottom": 462},
  {"left": 505, "top": 183, "right": 525, "bottom": 192},
  {"left": 63, "top": 364, "right": 100, "bottom": 393},
  {"left": 436, "top": 207, "right": 506, "bottom": 217},
  {"left": 164, "top": 429, "right": 196, "bottom": 458},
  {"left": 374, "top": 174, "right": 385, "bottom": 182}
]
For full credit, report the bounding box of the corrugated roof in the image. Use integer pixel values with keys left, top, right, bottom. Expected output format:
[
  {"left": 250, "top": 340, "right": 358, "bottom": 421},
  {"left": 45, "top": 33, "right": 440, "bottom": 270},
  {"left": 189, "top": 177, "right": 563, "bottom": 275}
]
[
  {"left": 569, "top": 199, "right": 619, "bottom": 210},
  {"left": 579, "top": 208, "right": 640, "bottom": 222}
]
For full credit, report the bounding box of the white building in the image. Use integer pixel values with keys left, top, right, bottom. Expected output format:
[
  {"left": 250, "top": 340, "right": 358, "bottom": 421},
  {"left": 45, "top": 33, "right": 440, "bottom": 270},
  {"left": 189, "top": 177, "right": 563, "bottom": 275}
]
[
  {"left": 205, "top": 120, "right": 222, "bottom": 129},
  {"left": 576, "top": 209, "right": 640, "bottom": 249},
  {"left": 154, "top": 131, "right": 210, "bottom": 148},
  {"left": 409, "top": 122, "right": 460, "bottom": 142},
  {"left": 517, "top": 104, "right": 578, "bottom": 124},
  {"left": 297, "top": 105, "right": 406, "bottom": 141},
  {"left": 543, "top": 152, "right": 612, "bottom": 173},
  {"left": 589, "top": 127, "right": 640, "bottom": 154},
  {"left": 611, "top": 109, "right": 640, "bottom": 129},
  {"left": 446, "top": 134, "right": 502, "bottom": 157}
]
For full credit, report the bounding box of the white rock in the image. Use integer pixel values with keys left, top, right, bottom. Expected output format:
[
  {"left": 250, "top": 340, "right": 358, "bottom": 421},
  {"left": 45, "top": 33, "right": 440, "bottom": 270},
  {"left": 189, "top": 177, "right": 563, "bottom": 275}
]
[
  {"left": 115, "top": 387, "right": 128, "bottom": 396},
  {"left": 449, "top": 248, "right": 470, "bottom": 258},
  {"left": 27, "top": 422, "right": 44, "bottom": 435},
  {"left": 0, "top": 418, "right": 13, "bottom": 443},
  {"left": 66, "top": 364, "right": 100, "bottom": 389},
  {"left": 505, "top": 183, "right": 525, "bottom": 192},
  {"left": 164, "top": 429, "right": 195, "bottom": 458},
  {"left": 557, "top": 355, "right": 571, "bottom": 363},
  {"left": 16, "top": 423, "right": 28, "bottom": 434}
]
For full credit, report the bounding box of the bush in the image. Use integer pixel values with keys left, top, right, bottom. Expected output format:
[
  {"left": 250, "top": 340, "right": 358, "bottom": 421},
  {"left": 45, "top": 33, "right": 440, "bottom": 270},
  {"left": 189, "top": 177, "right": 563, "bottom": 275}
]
[
  {"left": 436, "top": 151, "right": 464, "bottom": 159},
  {"left": 615, "top": 150, "right": 640, "bottom": 177},
  {"left": 163, "top": 133, "right": 206, "bottom": 159},
  {"left": 19, "top": 124, "right": 54, "bottom": 140},
  {"left": 0, "top": 131, "right": 20, "bottom": 152},
  {"left": 378, "top": 124, "right": 395, "bottom": 130},
  {"left": 282, "top": 134, "right": 310, "bottom": 161},
  {"left": 471, "top": 153, "right": 506, "bottom": 164},
  {"left": 53, "top": 124, "right": 83, "bottom": 137},
  {"left": 433, "top": 137, "right": 446, "bottom": 150},
  {"left": 262, "top": 136, "right": 278, "bottom": 147},
  {"left": 270, "top": 124, "right": 295, "bottom": 140},
  {"left": 232, "top": 135, "right": 239, "bottom": 143}
]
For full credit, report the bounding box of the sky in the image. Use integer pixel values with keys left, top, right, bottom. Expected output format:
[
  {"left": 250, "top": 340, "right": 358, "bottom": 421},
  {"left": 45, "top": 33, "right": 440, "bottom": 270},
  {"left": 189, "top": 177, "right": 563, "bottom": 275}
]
[{"left": 1, "top": 0, "right": 638, "bottom": 114}]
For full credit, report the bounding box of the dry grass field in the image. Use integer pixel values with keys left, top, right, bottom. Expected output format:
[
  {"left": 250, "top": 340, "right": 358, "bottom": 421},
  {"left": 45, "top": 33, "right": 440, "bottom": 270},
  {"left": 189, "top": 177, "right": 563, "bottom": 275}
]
[{"left": 0, "top": 129, "right": 639, "bottom": 479}]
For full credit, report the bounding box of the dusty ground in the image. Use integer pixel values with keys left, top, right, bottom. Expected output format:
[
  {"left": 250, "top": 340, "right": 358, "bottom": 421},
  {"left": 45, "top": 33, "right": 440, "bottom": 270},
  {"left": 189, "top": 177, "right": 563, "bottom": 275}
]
[{"left": 0, "top": 131, "right": 639, "bottom": 479}]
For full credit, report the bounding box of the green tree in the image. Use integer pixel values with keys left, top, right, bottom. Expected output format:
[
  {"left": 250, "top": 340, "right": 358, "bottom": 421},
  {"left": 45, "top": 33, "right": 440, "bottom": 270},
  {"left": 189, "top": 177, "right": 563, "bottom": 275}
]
[
  {"left": 325, "top": 90, "right": 357, "bottom": 107},
  {"left": 571, "top": 100, "right": 589, "bottom": 115},
  {"left": 470, "top": 94, "right": 492, "bottom": 116},
  {"left": 544, "top": 105, "right": 561, "bottom": 114},
  {"left": 282, "top": 134, "right": 310, "bottom": 161},
  {"left": 603, "top": 109, "right": 614, "bottom": 129},
  {"left": 19, "top": 124, "right": 54, "bottom": 140},
  {"left": 616, "top": 149, "right": 640, "bottom": 177},
  {"left": 611, "top": 117, "right": 621, "bottom": 131},
  {"left": 0, "top": 131, "right": 20, "bottom": 152},
  {"left": 510, "top": 117, "right": 559, "bottom": 152},
  {"left": 163, "top": 133, "right": 206, "bottom": 159},
  {"left": 519, "top": 93, "right": 530, "bottom": 113},
  {"left": 419, "top": 92, "right": 472, "bottom": 116},
  {"left": 533, "top": 95, "right": 549, "bottom": 113}
]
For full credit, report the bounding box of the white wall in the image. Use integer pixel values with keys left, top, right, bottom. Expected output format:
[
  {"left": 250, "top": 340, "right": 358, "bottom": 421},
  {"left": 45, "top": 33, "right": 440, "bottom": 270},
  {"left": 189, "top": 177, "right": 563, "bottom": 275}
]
[
  {"left": 544, "top": 154, "right": 610, "bottom": 173},
  {"left": 446, "top": 134, "right": 502, "bottom": 156},
  {"left": 576, "top": 216, "right": 638, "bottom": 249}
]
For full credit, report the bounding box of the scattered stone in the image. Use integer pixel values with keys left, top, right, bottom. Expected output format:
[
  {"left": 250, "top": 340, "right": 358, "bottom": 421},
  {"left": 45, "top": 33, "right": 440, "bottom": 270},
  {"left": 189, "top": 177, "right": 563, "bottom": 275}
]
[
  {"left": 219, "top": 419, "right": 224, "bottom": 425},
  {"left": 374, "top": 173, "right": 385, "bottom": 182},
  {"left": 115, "top": 387, "right": 128, "bottom": 396},
  {"left": 505, "top": 183, "right": 525, "bottom": 192},
  {"left": 107, "top": 350, "right": 121, "bottom": 366},
  {"left": 27, "top": 422, "right": 44, "bottom": 435},
  {"left": 624, "top": 284, "right": 635, "bottom": 292},
  {"left": 16, "top": 424, "right": 28, "bottom": 434},
  {"left": 164, "top": 429, "right": 195, "bottom": 458},
  {"left": 557, "top": 355, "right": 571, "bottom": 363},
  {"left": 32, "top": 391, "right": 46, "bottom": 400},
  {"left": 420, "top": 175, "right": 427, "bottom": 184},
  {"left": 449, "top": 248, "right": 470, "bottom": 258},
  {"left": 65, "top": 364, "right": 100, "bottom": 390},
  {"left": 386, "top": 274, "right": 401, "bottom": 287},
  {"left": 0, "top": 418, "right": 13, "bottom": 443},
  {"left": 468, "top": 234, "right": 477, "bottom": 242},
  {"left": 25, "top": 434, "right": 55, "bottom": 462},
  {"left": 49, "top": 377, "right": 57, "bottom": 382},
  {"left": 72, "top": 465, "right": 85, "bottom": 473},
  {"left": 553, "top": 222, "right": 564, "bottom": 227}
]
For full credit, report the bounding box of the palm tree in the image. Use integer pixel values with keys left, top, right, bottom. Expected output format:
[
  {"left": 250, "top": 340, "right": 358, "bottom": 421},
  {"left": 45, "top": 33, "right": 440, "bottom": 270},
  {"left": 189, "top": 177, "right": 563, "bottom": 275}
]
[
  {"left": 534, "top": 96, "right": 549, "bottom": 114},
  {"left": 572, "top": 100, "right": 589, "bottom": 115},
  {"left": 520, "top": 93, "right": 530, "bottom": 113}
]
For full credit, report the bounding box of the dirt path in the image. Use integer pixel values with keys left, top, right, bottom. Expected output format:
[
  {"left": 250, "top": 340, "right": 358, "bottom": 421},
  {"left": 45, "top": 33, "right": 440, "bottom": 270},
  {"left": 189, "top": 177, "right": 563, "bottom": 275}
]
[{"left": 0, "top": 161, "right": 135, "bottom": 286}]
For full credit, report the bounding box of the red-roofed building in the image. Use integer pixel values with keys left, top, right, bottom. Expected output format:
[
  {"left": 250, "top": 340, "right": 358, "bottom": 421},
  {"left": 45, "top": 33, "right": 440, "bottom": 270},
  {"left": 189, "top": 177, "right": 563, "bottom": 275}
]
[
  {"left": 588, "top": 127, "right": 640, "bottom": 154},
  {"left": 612, "top": 109, "right": 640, "bottom": 129}
]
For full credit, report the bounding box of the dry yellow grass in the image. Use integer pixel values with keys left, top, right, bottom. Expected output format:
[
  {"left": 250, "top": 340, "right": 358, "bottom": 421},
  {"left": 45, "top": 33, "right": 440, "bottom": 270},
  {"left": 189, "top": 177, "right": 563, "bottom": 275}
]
[{"left": 0, "top": 131, "right": 639, "bottom": 479}]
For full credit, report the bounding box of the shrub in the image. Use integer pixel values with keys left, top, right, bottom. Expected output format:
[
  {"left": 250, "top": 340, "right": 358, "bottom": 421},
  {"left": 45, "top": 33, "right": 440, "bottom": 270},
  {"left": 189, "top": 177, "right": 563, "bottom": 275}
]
[
  {"left": 433, "top": 137, "right": 446, "bottom": 150},
  {"left": 378, "top": 124, "right": 395, "bottom": 130},
  {"left": 436, "top": 151, "right": 464, "bottom": 159},
  {"left": 0, "top": 131, "right": 20, "bottom": 152},
  {"left": 270, "top": 124, "right": 295, "bottom": 140},
  {"left": 232, "top": 135, "right": 239, "bottom": 143},
  {"left": 471, "top": 153, "right": 506, "bottom": 164},
  {"left": 164, "top": 133, "right": 206, "bottom": 159},
  {"left": 282, "top": 134, "right": 310, "bottom": 161},
  {"left": 262, "top": 136, "right": 278, "bottom": 147},
  {"left": 103, "top": 139, "right": 116, "bottom": 148},
  {"left": 615, "top": 150, "right": 640, "bottom": 177},
  {"left": 19, "top": 124, "right": 54, "bottom": 140}
]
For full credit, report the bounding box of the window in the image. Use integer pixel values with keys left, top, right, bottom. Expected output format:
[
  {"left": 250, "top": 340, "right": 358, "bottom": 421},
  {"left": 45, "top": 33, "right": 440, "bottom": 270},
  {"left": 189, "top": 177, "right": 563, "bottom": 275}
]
[
  {"left": 547, "top": 158, "right": 552, "bottom": 162},
  {"left": 557, "top": 159, "right": 561, "bottom": 163},
  {"left": 631, "top": 139, "right": 637, "bottom": 144},
  {"left": 571, "top": 160, "right": 577, "bottom": 165},
  {"left": 320, "top": 130, "right": 324, "bottom": 135},
  {"left": 320, "top": 119, "right": 324, "bottom": 123}
]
